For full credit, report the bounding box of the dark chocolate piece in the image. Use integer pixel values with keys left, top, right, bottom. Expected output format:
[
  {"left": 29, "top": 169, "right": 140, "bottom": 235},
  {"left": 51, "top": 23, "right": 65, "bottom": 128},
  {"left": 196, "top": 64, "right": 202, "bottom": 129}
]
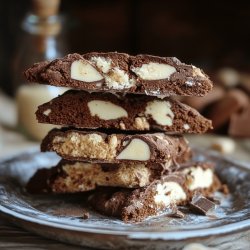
[
  {"left": 41, "top": 128, "right": 192, "bottom": 164},
  {"left": 36, "top": 90, "right": 212, "bottom": 133},
  {"left": 24, "top": 52, "right": 213, "bottom": 97},
  {"left": 190, "top": 193, "right": 216, "bottom": 215},
  {"left": 205, "top": 89, "right": 249, "bottom": 131},
  {"left": 168, "top": 208, "right": 185, "bottom": 219},
  {"left": 183, "top": 85, "right": 225, "bottom": 112},
  {"left": 229, "top": 103, "right": 250, "bottom": 137}
]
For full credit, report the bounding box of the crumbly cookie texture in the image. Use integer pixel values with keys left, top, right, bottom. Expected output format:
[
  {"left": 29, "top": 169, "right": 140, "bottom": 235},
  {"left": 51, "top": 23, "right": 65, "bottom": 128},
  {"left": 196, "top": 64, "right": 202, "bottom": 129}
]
[
  {"left": 36, "top": 90, "right": 212, "bottom": 133},
  {"left": 24, "top": 52, "right": 213, "bottom": 96},
  {"left": 41, "top": 128, "right": 192, "bottom": 164},
  {"left": 25, "top": 160, "right": 173, "bottom": 193},
  {"left": 88, "top": 162, "right": 221, "bottom": 222}
]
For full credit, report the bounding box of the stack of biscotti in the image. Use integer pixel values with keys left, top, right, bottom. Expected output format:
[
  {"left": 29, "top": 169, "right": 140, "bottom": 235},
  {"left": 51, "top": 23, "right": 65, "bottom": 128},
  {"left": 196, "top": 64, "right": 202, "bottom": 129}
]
[{"left": 24, "top": 52, "right": 221, "bottom": 222}]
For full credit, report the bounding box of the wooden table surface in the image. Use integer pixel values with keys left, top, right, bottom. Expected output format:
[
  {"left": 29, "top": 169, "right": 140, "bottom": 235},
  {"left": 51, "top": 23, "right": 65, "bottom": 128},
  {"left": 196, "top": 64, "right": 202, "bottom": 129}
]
[
  {"left": 0, "top": 218, "right": 91, "bottom": 250},
  {"left": 1, "top": 134, "right": 250, "bottom": 250}
]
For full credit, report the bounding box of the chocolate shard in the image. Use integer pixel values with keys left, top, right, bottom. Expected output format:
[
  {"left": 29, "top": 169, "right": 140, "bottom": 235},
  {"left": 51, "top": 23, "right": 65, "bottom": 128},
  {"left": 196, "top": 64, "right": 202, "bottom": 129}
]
[
  {"left": 190, "top": 193, "right": 216, "bottom": 215},
  {"left": 24, "top": 52, "right": 213, "bottom": 97},
  {"left": 168, "top": 205, "right": 185, "bottom": 218},
  {"left": 36, "top": 90, "right": 212, "bottom": 133}
]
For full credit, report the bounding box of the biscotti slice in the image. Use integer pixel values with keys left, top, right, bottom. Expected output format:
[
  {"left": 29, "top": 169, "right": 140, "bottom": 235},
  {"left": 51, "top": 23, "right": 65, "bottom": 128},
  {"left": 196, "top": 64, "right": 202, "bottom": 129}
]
[
  {"left": 88, "top": 162, "right": 221, "bottom": 222},
  {"left": 41, "top": 128, "right": 191, "bottom": 164},
  {"left": 26, "top": 160, "right": 174, "bottom": 193},
  {"left": 24, "top": 52, "right": 213, "bottom": 96},
  {"left": 36, "top": 90, "right": 212, "bottom": 133}
]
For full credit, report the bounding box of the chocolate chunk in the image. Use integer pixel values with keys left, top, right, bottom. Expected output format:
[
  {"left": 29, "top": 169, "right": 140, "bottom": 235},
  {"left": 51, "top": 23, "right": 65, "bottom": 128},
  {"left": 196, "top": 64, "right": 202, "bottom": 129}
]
[
  {"left": 41, "top": 128, "right": 192, "bottom": 164},
  {"left": 190, "top": 193, "right": 216, "bottom": 215},
  {"left": 24, "top": 52, "right": 213, "bottom": 97},
  {"left": 205, "top": 89, "right": 249, "bottom": 131},
  {"left": 168, "top": 205, "right": 185, "bottom": 218},
  {"left": 183, "top": 85, "right": 225, "bottom": 112},
  {"left": 82, "top": 211, "right": 90, "bottom": 219},
  {"left": 36, "top": 90, "right": 212, "bottom": 133},
  {"left": 229, "top": 103, "right": 250, "bottom": 137}
]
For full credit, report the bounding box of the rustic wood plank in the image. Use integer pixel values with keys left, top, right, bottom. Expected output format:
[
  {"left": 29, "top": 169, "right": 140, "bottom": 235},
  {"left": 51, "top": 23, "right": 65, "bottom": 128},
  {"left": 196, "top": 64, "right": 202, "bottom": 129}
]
[{"left": 0, "top": 220, "right": 90, "bottom": 250}]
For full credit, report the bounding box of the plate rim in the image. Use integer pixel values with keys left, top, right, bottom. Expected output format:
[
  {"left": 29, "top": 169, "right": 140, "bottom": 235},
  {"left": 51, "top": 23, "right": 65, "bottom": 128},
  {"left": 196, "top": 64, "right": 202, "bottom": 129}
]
[
  {"left": 1, "top": 199, "right": 250, "bottom": 241},
  {"left": 1, "top": 149, "right": 250, "bottom": 241}
]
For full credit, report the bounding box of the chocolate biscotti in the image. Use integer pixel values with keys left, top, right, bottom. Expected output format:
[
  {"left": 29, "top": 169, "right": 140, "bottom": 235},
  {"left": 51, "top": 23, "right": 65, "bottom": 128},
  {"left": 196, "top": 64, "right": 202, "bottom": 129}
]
[
  {"left": 26, "top": 161, "right": 217, "bottom": 196},
  {"left": 26, "top": 160, "right": 172, "bottom": 193},
  {"left": 36, "top": 90, "right": 212, "bottom": 133},
  {"left": 88, "top": 162, "right": 221, "bottom": 222},
  {"left": 41, "top": 128, "right": 191, "bottom": 164},
  {"left": 24, "top": 51, "right": 226, "bottom": 224},
  {"left": 24, "top": 52, "right": 213, "bottom": 96}
]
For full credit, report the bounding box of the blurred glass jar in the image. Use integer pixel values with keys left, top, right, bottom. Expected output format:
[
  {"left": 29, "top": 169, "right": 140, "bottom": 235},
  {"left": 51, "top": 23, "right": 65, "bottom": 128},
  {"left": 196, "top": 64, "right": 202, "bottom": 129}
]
[{"left": 12, "top": 0, "right": 68, "bottom": 141}]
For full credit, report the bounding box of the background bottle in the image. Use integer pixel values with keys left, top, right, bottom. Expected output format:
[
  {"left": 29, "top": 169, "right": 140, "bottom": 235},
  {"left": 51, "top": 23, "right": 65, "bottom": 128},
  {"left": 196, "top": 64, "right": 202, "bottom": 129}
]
[{"left": 12, "top": 0, "right": 68, "bottom": 140}]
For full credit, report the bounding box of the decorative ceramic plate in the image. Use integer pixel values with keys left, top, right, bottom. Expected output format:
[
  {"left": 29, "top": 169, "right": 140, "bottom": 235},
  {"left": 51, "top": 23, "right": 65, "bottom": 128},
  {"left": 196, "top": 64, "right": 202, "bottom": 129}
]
[{"left": 0, "top": 149, "right": 250, "bottom": 249}]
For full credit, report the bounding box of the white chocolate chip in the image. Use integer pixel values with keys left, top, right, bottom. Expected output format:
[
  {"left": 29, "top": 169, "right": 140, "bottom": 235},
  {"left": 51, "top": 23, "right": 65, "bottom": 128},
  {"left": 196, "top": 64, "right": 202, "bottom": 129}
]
[
  {"left": 185, "top": 80, "right": 194, "bottom": 86},
  {"left": 131, "top": 62, "right": 176, "bottom": 80},
  {"left": 192, "top": 66, "right": 205, "bottom": 77},
  {"left": 71, "top": 60, "right": 104, "bottom": 82},
  {"left": 210, "top": 138, "right": 235, "bottom": 154},
  {"left": 90, "top": 56, "right": 112, "bottom": 74},
  {"left": 119, "top": 121, "right": 126, "bottom": 130},
  {"left": 145, "top": 100, "right": 174, "bottom": 126},
  {"left": 183, "top": 124, "right": 190, "bottom": 130},
  {"left": 154, "top": 182, "right": 187, "bottom": 205},
  {"left": 87, "top": 56, "right": 135, "bottom": 89},
  {"left": 116, "top": 138, "right": 151, "bottom": 161},
  {"left": 105, "top": 67, "right": 135, "bottom": 89},
  {"left": 87, "top": 100, "right": 128, "bottom": 120},
  {"left": 134, "top": 117, "right": 150, "bottom": 130},
  {"left": 43, "top": 109, "right": 51, "bottom": 116},
  {"left": 183, "top": 166, "right": 213, "bottom": 191}
]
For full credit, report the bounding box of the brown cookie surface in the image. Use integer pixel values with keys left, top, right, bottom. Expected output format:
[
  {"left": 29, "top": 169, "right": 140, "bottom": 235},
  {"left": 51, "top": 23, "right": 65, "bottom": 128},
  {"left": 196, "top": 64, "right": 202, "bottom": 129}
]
[
  {"left": 41, "top": 128, "right": 192, "bottom": 164},
  {"left": 36, "top": 90, "right": 212, "bottom": 133},
  {"left": 88, "top": 162, "right": 220, "bottom": 222},
  {"left": 24, "top": 52, "right": 213, "bottom": 97}
]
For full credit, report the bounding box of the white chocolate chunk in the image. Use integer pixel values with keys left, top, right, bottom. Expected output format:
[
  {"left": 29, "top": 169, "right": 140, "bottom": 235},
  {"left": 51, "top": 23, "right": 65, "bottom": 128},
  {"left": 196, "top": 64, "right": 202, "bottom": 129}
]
[
  {"left": 105, "top": 67, "right": 135, "bottom": 89},
  {"left": 210, "top": 138, "right": 235, "bottom": 154},
  {"left": 87, "top": 100, "right": 128, "bottom": 120},
  {"left": 131, "top": 62, "right": 176, "bottom": 80},
  {"left": 43, "top": 109, "right": 51, "bottom": 116},
  {"left": 154, "top": 182, "right": 187, "bottom": 205},
  {"left": 183, "top": 124, "right": 190, "bottom": 130},
  {"left": 186, "top": 80, "right": 194, "bottom": 86},
  {"left": 119, "top": 121, "right": 126, "bottom": 130},
  {"left": 90, "top": 56, "right": 112, "bottom": 74},
  {"left": 116, "top": 138, "right": 150, "bottom": 161},
  {"left": 192, "top": 65, "right": 205, "bottom": 77},
  {"left": 145, "top": 100, "right": 174, "bottom": 126},
  {"left": 71, "top": 60, "right": 104, "bottom": 82},
  {"left": 183, "top": 166, "right": 213, "bottom": 191},
  {"left": 134, "top": 117, "right": 150, "bottom": 130}
]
